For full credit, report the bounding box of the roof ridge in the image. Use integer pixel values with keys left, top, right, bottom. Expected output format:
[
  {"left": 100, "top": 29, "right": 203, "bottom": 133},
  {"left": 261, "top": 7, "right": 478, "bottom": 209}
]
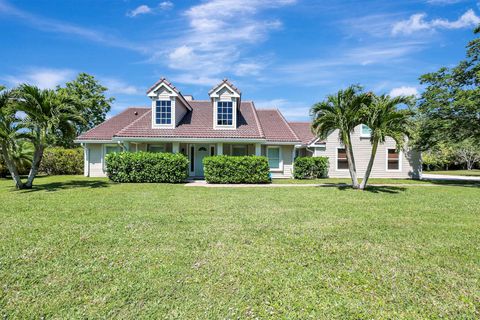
[
  {"left": 275, "top": 108, "right": 301, "bottom": 142},
  {"left": 115, "top": 109, "right": 151, "bottom": 136},
  {"left": 78, "top": 107, "right": 144, "bottom": 138},
  {"left": 249, "top": 101, "right": 265, "bottom": 138}
]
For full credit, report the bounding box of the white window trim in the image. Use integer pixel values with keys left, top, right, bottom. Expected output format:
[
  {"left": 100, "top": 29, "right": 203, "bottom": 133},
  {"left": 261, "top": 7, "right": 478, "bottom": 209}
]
[
  {"left": 386, "top": 148, "right": 402, "bottom": 172},
  {"left": 336, "top": 146, "right": 349, "bottom": 172},
  {"left": 213, "top": 97, "right": 237, "bottom": 130},
  {"left": 267, "top": 146, "right": 283, "bottom": 172},
  {"left": 360, "top": 124, "right": 371, "bottom": 138},
  {"left": 152, "top": 97, "right": 176, "bottom": 129}
]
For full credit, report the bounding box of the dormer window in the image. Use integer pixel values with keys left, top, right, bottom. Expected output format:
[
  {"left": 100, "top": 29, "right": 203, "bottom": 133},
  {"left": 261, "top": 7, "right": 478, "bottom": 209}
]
[
  {"left": 217, "top": 101, "right": 233, "bottom": 126},
  {"left": 155, "top": 100, "right": 172, "bottom": 125},
  {"left": 209, "top": 79, "right": 241, "bottom": 130}
]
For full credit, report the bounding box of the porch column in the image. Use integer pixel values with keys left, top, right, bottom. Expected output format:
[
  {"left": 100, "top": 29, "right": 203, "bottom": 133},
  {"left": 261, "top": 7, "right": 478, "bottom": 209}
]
[
  {"left": 217, "top": 143, "right": 223, "bottom": 155},
  {"left": 172, "top": 142, "right": 180, "bottom": 153},
  {"left": 255, "top": 143, "right": 261, "bottom": 156}
]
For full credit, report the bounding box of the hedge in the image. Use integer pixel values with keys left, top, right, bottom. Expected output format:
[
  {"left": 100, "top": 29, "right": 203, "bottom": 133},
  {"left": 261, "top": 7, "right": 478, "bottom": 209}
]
[
  {"left": 40, "top": 147, "right": 84, "bottom": 175},
  {"left": 203, "top": 155, "right": 271, "bottom": 184},
  {"left": 293, "top": 156, "right": 329, "bottom": 179},
  {"left": 105, "top": 151, "right": 189, "bottom": 183},
  {"left": 0, "top": 156, "right": 8, "bottom": 178}
]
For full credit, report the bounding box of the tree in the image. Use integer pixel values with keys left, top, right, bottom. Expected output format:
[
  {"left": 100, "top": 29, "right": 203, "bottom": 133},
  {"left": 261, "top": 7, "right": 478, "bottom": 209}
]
[
  {"left": 0, "top": 87, "right": 26, "bottom": 188},
  {"left": 359, "top": 94, "right": 414, "bottom": 190},
  {"left": 56, "top": 73, "right": 114, "bottom": 147},
  {"left": 311, "top": 85, "right": 371, "bottom": 189},
  {"left": 15, "top": 84, "right": 84, "bottom": 189},
  {"left": 417, "top": 26, "right": 480, "bottom": 149},
  {"left": 454, "top": 139, "right": 480, "bottom": 170}
]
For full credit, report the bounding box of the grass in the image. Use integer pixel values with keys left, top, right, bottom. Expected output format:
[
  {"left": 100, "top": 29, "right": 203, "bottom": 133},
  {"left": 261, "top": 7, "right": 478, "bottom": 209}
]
[
  {"left": 426, "top": 169, "right": 480, "bottom": 177},
  {"left": 0, "top": 176, "right": 479, "bottom": 319},
  {"left": 272, "top": 178, "right": 431, "bottom": 184}
]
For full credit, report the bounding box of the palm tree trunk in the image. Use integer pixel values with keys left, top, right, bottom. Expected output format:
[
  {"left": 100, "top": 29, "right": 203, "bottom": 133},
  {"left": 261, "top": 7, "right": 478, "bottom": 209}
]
[
  {"left": 360, "top": 139, "right": 379, "bottom": 190},
  {"left": 344, "top": 137, "right": 359, "bottom": 189},
  {"left": 0, "top": 142, "right": 24, "bottom": 189},
  {"left": 25, "top": 144, "right": 44, "bottom": 189}
]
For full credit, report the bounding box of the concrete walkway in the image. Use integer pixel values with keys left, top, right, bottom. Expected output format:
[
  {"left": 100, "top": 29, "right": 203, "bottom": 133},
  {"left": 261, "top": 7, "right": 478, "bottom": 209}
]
[
  {"left": 185, "top": 180, "right": 437, "bottom": 188},
  {"left": 422, "top": 173, "right": 480, "bottom": 182}
]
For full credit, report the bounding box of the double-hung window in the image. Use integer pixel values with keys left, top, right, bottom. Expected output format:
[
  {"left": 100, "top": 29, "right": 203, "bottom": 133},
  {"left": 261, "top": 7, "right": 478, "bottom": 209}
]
[
  {"left": 155, "top": 100, "right": 172, "bottom": 125},
  {"left": 217, "top": 101, "right": 233, "bottom": 126},
  {"left": 232, "top": 145, "right": 247, "bottom": 156},
  {"left": 148, "top": 144, "right": 165, "bottom": 153},
  {"left": 267, "top": 146, "right": 281, "bottom": 170},
  {"left": 337, "top": 148, "right": 348, "bottom": 170},
  {"left": 105, "top": 145, "right": 121, "bottom": 155},
  {"left": 387, "top": 149, "right": 401, "bottom": 171}
]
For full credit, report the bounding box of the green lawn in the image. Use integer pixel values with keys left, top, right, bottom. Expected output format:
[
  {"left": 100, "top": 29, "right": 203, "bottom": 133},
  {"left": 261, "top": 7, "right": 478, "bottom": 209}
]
[
  {"left": 1, "top": 176, "right": 479, "bottom": 319},
  {"left": 272, "top": 178, "right": 432, "bottom": 184},
  {"left": 426, "top": 169, "right": 480, "bottom": 177}
]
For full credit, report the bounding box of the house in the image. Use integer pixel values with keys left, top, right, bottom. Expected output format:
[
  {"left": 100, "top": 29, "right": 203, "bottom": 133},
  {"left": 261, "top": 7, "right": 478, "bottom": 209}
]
[{"left": 75, "top": 78, "right": 421, "bottom": 179}]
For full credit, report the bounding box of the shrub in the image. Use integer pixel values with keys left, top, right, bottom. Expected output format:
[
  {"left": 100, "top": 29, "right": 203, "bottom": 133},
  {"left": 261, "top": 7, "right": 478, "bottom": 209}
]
[
  {"left": 293, "top": 156, "right": 329, "bottom": 179},
  {"left": 203, "top": 155, "right": 271, "bottom": 184},
  {"left": 105, "top": 151, "right": 189, "bottom": 183},
  {"left": 40, "top": 147, "right": 84, "bottom": 175},
  {"left": 0, "top": 156, "right": 8, "bottom": 178}
]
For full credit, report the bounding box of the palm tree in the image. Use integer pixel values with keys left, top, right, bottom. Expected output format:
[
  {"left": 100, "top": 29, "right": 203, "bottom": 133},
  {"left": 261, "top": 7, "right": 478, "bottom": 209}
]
[
  {"left": 311, "top": 85, "right": 371, "bottom": 189},
  {"left": 359, "top": 94, "right": 414, "bottom": 190},
  {"left": 15, "top": 84, "right": 83, "bottom": 189},
  {"left": 0, "top": 87, "right": 26, "bottom": 188}
]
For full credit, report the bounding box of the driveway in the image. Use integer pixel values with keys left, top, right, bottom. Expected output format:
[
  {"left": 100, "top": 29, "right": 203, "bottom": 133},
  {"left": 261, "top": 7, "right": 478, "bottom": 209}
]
[{"left": 422, "top": 173, "right": 480, "bottom": 182}]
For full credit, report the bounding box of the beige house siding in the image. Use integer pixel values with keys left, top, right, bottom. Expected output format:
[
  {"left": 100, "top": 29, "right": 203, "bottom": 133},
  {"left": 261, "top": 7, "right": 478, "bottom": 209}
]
[
  {"left": 86, "top": 143, "right": 105, "bottom": 177},
  {"left": 175, "top": 99, "right": 188, "bottom": 126},
  {"left": 262, "top": 145, "right": 294, "bottom": 178},
  {"left": 313, "top": 125, "right": 421, "bottom": 179}
]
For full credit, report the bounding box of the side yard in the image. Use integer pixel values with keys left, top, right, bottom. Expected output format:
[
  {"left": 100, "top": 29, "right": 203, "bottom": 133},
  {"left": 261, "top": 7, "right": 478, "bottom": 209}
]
[{"left": 0, "top": 176, "right": 479, "bottom": 318}]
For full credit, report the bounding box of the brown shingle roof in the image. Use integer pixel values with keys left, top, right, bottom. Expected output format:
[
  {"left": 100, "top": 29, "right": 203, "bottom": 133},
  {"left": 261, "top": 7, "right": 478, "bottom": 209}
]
[
  {"left": 76, "top": 107, "right": 149, "bottom": 141},
  {"left": 288, "top": 122, "right": 320, "bottom": 145},
  {"left": 256, "top": 109, "right": 300, "bottom": 142},
  {"left": 114, "top": 101, "right": 264, "bottom": 139}
]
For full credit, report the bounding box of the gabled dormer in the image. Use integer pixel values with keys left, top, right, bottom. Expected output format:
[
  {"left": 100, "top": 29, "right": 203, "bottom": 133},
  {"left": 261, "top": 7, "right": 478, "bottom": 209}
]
[
  {"left": 146, "top": 78, "right": 192, "bottom": 129},
  {"left": 209, "top": 79, "right": 241, "bottom": 130}
]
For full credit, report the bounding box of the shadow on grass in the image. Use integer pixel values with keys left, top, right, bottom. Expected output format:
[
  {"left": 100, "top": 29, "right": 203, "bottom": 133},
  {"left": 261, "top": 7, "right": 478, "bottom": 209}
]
[
  {"left": 421, "top": 179, "right": 480, "bottom": 188},
  {"left": 19, "top": 179, "right": 110, "bottom": 193},
  {"left": 325, "top": 184, "right": 407, "bottom": 194}
]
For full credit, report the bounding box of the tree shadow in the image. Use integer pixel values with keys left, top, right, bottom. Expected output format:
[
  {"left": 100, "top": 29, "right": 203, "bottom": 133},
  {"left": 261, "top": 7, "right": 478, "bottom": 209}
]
[
  {"left": 421, "top": 179, "right": 480, "bottom": 188},
  {"left": 19, "top": 179, "right": 111, "bottom": 193},
  {"left": 319, "top": 184, "right": 407, "bottom": 193}
]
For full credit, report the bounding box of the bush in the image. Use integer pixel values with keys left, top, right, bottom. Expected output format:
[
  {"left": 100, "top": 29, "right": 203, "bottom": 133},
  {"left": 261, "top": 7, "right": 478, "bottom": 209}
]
[
  {"left": 105, "top": 151, "right": 189, "bottom": 183},
  {"left": 0, "top": 156, "right": 8, "bottom": 178},
  {"left": 40, "top": 147, "right": 84, "bottom": 175},
  {"left": 293, "top": 156, "right": 329, "bottom": 179},
  {"left": 203, "top": 155, "right": 271, "bottom": 184}
]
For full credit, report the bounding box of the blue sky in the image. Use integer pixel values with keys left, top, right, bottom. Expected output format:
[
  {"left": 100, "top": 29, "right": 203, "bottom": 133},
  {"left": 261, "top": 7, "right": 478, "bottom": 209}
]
[{"left": 1, "top": 0, "right": 479, "bottom": 120}]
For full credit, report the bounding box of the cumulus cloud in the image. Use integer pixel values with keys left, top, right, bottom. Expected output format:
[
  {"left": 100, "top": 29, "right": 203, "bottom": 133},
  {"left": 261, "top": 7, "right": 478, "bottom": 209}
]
[
  {"left": 389, "top": 86, "right": 419, "bottom": 97},
  {"left": 101, "top": 78, "right": 140, "bottom": 95},
  {"left": 392, "top": 9, "right": 480, "bottom": 35},
  {"left": 127, "top": 1, "right": 173, "bottom": 17}
]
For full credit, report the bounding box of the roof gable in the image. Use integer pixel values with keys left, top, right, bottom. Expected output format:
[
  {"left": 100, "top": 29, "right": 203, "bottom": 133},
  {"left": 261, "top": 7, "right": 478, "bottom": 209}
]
[
  {"left": 208, "top": 79, "right": 241, "bottom": 98},
  {"left": 146, "top": 78, "right": 192, "bottom": 111}
]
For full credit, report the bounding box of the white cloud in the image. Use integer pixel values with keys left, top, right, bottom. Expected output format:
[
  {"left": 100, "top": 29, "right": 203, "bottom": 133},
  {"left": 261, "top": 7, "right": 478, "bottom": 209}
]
[
  {"left": 127, "top": 5, "right": 152, "bottom": 17},
  {"left": 389, "top": 86, "right": 419, "bottom": 97},
  {"left": 101, "top": 78, "right": 140, "bottom": 95},
  {"left": 392, "top": 9, "right": 480, "bottom": 35},
  {"left": 126, "top": 2, "right": 173, "bottom": 17},
  {"left": 162, "top": 0, "right": 296, "bottom": 77},
  {"left": 3, "top": 68, "right": 75, "bottom": 89},
  {"left": 255, "top": 98, "right": 310, "bottom": 120}
]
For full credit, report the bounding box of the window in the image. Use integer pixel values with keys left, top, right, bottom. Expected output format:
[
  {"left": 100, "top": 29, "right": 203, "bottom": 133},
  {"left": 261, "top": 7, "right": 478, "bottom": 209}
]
[
  {"left": 267, "top": 146, "right": 281, "bottom": 169},
  {"left": 155, "top": 100, "right": 172, "bottom": 125},
  {"left": 361, "top": 124, "right": 371, "bottom": 137},
  {"left": 210, "top": 146, "right": 215, "bottom": 156},
  {"left": 148, "top": 144, "right": 165, "bottom": 153},
  {"left": 217, "top": 101, "right": 233, "bottom": 126},
  {"left": 105, "top": 145, "right": 121, "bottom": 155},
  {"left": 232, "top": 145, "right": 247, "bottom": 156},
  {"left": 337, "top": 148, "right": 348, "bottom": 170},
  {"left": 387, "top": 149, "right": 401, "bottom": 171}
]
